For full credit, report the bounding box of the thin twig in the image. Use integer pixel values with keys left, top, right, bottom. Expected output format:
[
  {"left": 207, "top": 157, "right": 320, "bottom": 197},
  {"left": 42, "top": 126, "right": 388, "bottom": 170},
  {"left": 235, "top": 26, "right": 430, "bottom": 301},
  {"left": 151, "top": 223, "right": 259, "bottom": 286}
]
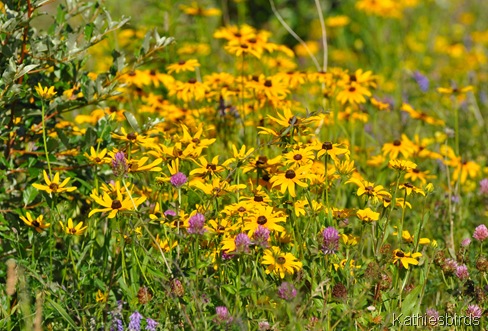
[
  {"left": 269, "top": 0, "right": 321, "bottom": 71},
  {"left": 313, "top": 0, "right": 328, "bottom": 71}
]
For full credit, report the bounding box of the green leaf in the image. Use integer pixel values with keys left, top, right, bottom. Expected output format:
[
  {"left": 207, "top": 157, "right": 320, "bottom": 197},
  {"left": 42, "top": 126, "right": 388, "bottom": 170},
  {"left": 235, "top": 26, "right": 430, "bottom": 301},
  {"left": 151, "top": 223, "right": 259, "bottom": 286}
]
[
  {"left": 45, "top": 297, "right": 78, "bottom": 329},
  {"left": 124, "top": 111, "right": 140, "bottom": 133},
  {"left": 400, "top": 285, "right": 422, "bottom": 316},
  {"left": 23, "top": 185, "right": 39, "bottom": 206}
]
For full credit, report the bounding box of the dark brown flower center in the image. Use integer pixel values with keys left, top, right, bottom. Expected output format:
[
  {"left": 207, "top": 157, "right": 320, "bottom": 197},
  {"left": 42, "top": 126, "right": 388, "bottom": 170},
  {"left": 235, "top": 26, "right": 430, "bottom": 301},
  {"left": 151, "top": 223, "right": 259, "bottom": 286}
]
[
  {"left": 32, "top": 220, "right": 40, "bottom": 227},
  {"left": 412, "top": 168, "right": 420, "bottom": 173},
  {"left": 192, "top": 138, "right": 200, "bottom": 144},
  {"left": 127, "top": 133, "right": 137, "bottom": 140},
  {"left": 254, "top": 195, "right": 264, "bottom": 202},
  {"left": 238, "top": 207, "right": 246, "bottom": 213},
  {"left": 264, "top": 80, "right": 272, "bottom": 87},
  {"left": 149, "top": 69, "right": 156, "bottom": 76},
  {"left": 248, "top": 38, "right": 257, "bottom": 44},
  {"left": 111, "top": 200, "right": 122, "bottom": 209},
  {"left": 49, "top": 183, "right": 59, "bottom": 192},
  {"left": 395, "top": 251, "right": 405, "bottom": 258},
  {"left": 178, "top": 60, "right": 186, "bottom": 65},
  {"left": 207, "top": 164, "right": 217, "bottom": 171},
  {"left": 188, "top": 78, "right": 197, "bottom": 84},
  {"left": 322, "top": 142, "right": 333, "bottom": 150},
  {"left": 393, "top": 140, "right": 401, "bottom": 146},
  {"left": 349, "top": 74, "right": 357, "bottom": 82},
  {"left": 256, "top": 156, "right": 268, "bottom": 165},
  {"left": 257, "top": 216, "right": 267, "bottom": 225},
  {"left": 128, "top": 71, "right": 136, "bottom": 76},
  {"left": 240, "top": 44, "right": 249, "bottom": 49},
  {"left": 285, "top": 170, "right": 296, "bottom": 179},
  {"left": 95, "top": 157, "right": 101, "bottom": 163},
  {"left": 109, "top": 106, "right": 118, "bottom": 113},
  {"left": 404, "top": 183, "right": 414, "bottom": 188},
  {"left": 293, "top": 154, "right": 303, "bottom": 161},
  {"left": 69, "top": 228, "right": 77, "bottom": 234},
  {"left": 348, "top": 86, "right": 356, "bottom": 92},
  {"left": 277, "top": 256, "right": 286, "bottom": 264}
]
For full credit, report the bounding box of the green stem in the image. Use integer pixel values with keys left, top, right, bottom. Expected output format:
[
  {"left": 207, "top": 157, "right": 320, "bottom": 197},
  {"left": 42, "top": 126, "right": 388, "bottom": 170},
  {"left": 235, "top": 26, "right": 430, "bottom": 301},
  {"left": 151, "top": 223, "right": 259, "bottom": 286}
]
[{"left": 40, "top": 100, "right": 52, "bottom": 178}]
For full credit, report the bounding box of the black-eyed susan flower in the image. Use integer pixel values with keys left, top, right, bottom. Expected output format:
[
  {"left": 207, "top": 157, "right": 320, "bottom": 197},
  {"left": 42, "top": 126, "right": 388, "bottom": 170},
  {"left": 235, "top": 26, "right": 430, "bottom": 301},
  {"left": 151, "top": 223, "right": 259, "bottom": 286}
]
[
  {"left": 20, "top": 212, "right": 50, "bottom": 233},
  {"left": 401, "top": 103, "right": 444, "bottom": 126},
  {"left": 35, "top": 83, "right": 57, "bottom": 99},
  {"left": 283, "top": 146, "right": 315, "bottom": 168},
  {"left": 32, "top": 171, "right": 77, "bottom": 194},
  {"left": 388, "top": 159, "right": 417, "bottom": 172},
  {"left": 404, "top": 168, "right": 436, "bottom": 185},
  {"left": 167, "top": 59, "right": 201, "bottom": 74},
  {"left": 190, "top": 156, "right": 225, "bottom": 178},
  {"left": 244, "top": 205, "right": 286, "bottom": 235},
  {"left": 84, "top": 147, "right": 110, "bottom": 165},
  {"left": 346, "top": 178, "right": 391, "bottom": 204},
  {"left": 313, "top": 141, "right": 350, "bottom": 163},
  {"left": 393, "top": 228, "right": 430, "bottom": 245},
  {"left": 89, "top": 189, "right": 146, "bottom": 219},
  {"left": 357, "top": 208, "right": 380, "bottom": 222},
  {"left": 179, "top": 2, "right": 221, "bottom": 16},
  {"left": 399, "top": 183, "right": 426, "bottom": 196},
  {"left": 128, "top": 157, "right": 163, "bottom": 173},
  {"left": 262, "top": 246, "right": 302, "bottom": 279},
  {"left": 335, "top": 82, "right": 371, "bottom": 105},
  {"left": 152, "top": 235, "right": 178, "bottom": 252},
  {"left": 382, "top": 136, "right": 416, "bottom": 160},
  {"left": 168, "top": 79, "right": 208, "bottom": 102},
  {"left": 392, "top": 249, "right": 422, "bottom": 269},
  {"left": 59, "top": 218, "right": 88, "bottom": 236},
  {"left": 269, "top": 166, "right": 310, "bottom": 197}
]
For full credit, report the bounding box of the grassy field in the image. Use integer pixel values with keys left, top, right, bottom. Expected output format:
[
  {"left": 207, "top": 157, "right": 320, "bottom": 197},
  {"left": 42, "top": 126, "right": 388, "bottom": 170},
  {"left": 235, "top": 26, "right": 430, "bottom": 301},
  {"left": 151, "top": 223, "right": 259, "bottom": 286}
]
[{"left": 1, "top": 0, "right": 487, "bottom": 330}]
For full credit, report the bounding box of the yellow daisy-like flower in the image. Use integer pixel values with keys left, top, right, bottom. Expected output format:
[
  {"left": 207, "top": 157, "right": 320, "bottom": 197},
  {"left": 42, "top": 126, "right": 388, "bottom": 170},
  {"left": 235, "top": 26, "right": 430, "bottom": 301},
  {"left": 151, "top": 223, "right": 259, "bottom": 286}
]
[
  {"left": 20, "top": 212, "right": 51, "bottom": 233},
  {"left": 84, "top": 147, "right": 110, "bottom": 165},
  {"left": 392, "top": 249, "right": 422, "bottom": 269},
  {"left": 166, "top": 59, "right": 201, "bottom": 74},
  {"left": 180, "top": 2, "right": 221, "bottom": 16},
  {"left": 262, "top": 246, "right": 302, "bottom": 279},
  {"left": 269, "top": 166, "right": 310, "bottom": 197},
  {"left": 89, "top": 189, "right": 146, "bottom": 219},
  {"left": 388, "top": 159, "right": 417, "bottom": 172},
  {"left": 95, "top": 290, "right": 108, "bottom": 303},
  {"left": 152, "top": 235, "right": 178, "bottom": 252},
  {"left": 59, "top": 218, "right": 88, "bottom": 236},
  {"left": 356, "top": 208, "right": 380, "bottom": 222},
  {"left": 32, "top": 171, "right": 77, "bottom": 194},
  {"left": 34, "top": 83, "right": 57, "bottom": 99}
]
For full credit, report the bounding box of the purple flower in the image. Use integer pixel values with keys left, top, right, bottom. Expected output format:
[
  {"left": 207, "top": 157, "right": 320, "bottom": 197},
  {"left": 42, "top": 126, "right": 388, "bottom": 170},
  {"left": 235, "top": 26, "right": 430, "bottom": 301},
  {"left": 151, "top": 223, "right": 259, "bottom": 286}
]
[
  {"left": 170, "top": 172, "right": 187, "bottom": 188},
  {"left": 221, "top": 251, "right": 234, "bottom": 260},
  {"left": 473, "top": 224, "right": 488, "bottom": 242},
  {"left": 164, "top": 209, "right": 176, "bottom": 217},
  {"left": 480, "top": 178, "right": 488, "bottom": 195},
  {"left": 110, "top": 313, "right": 124, "bottom": 331},
  {"left": 425, "top": 308, "right": 439, "bottom": 326},
  {"left": 461, "top": 238, "right": 471, "bottom": 247},
  {"left": 215, "top": 306, "right": 232, "bottom": 324},
  {"left": 187, "top": 213, "right": 206, "bottom": 235},
  {"left": 252, "top": 226, "right": 270, "bottom": 248},
  {"left": 112, "top": 151, "right": 129, "bottom": 177},
  {"left": 145, "top": 318, "right": 158, "bottom": 331},
  {"left": 412, "top": 71, "right": 429, "bottom": 92},
  {"left": 466, "top": 304, "right": 483, "bottom": 318},
  {"left": 128, "top": 311, "right": 142, "bottom": 331},
  {"left": 258, "top": 321, "right": 271, "bottom": 330},
  {"left": 277, "top": 282, "right": 297, "bottom": 301},
  {"left": 321, "top": 227, "right": 340, "bottom": 254},
  {"left": 234, "top": 233, "right": 251, "bottom": 253},
  {"left": 455, "top": 265, "right": 469, "bottom": 280}
]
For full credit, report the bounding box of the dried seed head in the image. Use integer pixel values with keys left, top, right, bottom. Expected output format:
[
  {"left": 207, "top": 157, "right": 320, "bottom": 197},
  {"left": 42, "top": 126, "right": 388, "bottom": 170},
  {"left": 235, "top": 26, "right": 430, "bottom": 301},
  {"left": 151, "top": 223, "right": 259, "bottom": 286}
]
[
  {"left": 6, "top": 259, "right": 18, "bottom": 296},
  {"left": 137, "top": 286, "right": 152, "bottom": 304}
]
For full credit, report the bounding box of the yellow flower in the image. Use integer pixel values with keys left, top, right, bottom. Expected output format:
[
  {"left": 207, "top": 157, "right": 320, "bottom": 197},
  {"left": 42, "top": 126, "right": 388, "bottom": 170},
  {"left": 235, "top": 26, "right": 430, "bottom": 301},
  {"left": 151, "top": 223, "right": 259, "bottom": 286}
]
[
  {"left": 393, "top": 228, "right": 430, "bottom": 245},
  {"left": 20, "top": 212, "right": 50, "bottom": 233},
  {"left": 84, "top": 147, "right": 110, "bottom": 165},
  {"left": 357, "top": 208, "right": 380, "bottom": 222},
  {"left": 59, "top": 218, "right": 88, "bottom": 235},
  {"left": 89, "top": 189, "right": 146, "bottom": 219},
  {"left": 95, "top": 290, "right": 108, "bottom": 303},
  {"left": 399, "top": 183, "right": 426, "bottom": 196},
  {"left": 128, "top": 157, "right": 163, "bottom": 173},
  {"left": 333, "top": 259, "right": 361, "bottom": 276},
  {"left": 392, "top": 249, "right": 422, "bottom": 269},
  {"left": 166, "top": 59, "right": 201, "bottom": 74},
  {"left": 180, "top": 2, "right": 221, "bottom": 16},
  {"left": 262, "top": 246, "right": 302, "bottom": 279},
  {"left": 325, "top": 15, "right": 350, "bottom": 28},
  {"left": 346, "top": 178, "right": 391, "bottom": 204},
  {"left": 388, "top": 159, "right": 417, "bottom": 172},
  {"left": 152, "top": 235, "right": 177, "bottom": 252},
  {"left": 244, "top": 205, "right": 286, "bottom": 235},
  {"left": 341, "top": 234, "right": 359, "bottom": 246},
  {"left": 269, "top": 166, "right": 310, "bottom": 197},
  {"left": 35, "top": 83, "right": 57, "bottom": 99},
  {"left": 32, "top": 171, "right": 77, "bottom": 194}
]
